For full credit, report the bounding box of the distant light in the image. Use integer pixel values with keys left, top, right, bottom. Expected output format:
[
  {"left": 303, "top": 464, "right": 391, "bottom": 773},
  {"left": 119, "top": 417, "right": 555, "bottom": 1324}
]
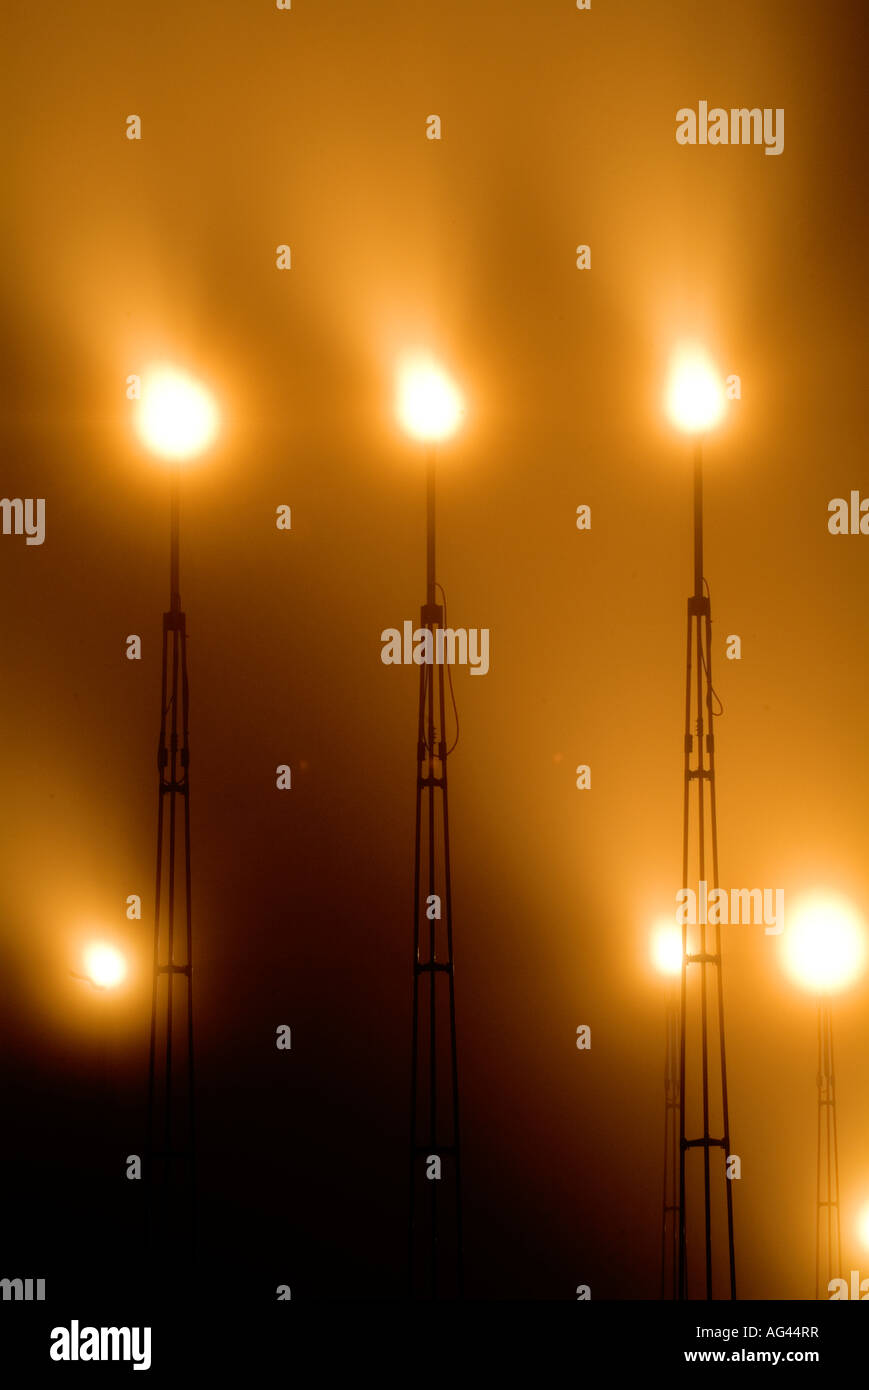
[
  {"left": 83, "top": 943, "right": 126, "bottom": 990},
  {"left": 781, "top": 893, "right": 866, "bottom": 996},
  {"left": 136, "top": 366, "right": 220, "bottom": 460},
  {"left": 666, "top": 349, "right": 726, "bottom": 435},
  {"left": 396, "top": 359, "right": 463, "bottom": 442},
  {"left": 651, "top": 921, "right": 682, "bottom": 977}
]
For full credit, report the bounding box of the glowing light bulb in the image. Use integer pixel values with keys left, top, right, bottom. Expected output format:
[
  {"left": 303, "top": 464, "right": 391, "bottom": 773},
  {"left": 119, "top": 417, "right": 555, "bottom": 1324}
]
[
  {"left": 651, "top": 921, "right": 683, "bottom": 977},
  {"left": 666, "top": 348, "right": 726, "bottom": 434},
  {"left": 396, "top": 358, "right": 463, "bottom": 442},
  {"left": 136, "top": 366, "right": 220, "bottom": 460},
  {"left": 781, "top": 893, "right": 866, "bottom": 996},
  {"left": 82, "top": 943, "right": 127, "bottom": 990}
]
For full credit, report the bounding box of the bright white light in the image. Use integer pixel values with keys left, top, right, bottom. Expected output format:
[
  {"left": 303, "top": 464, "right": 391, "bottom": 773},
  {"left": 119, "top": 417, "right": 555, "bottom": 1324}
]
[
  {"left": 666, "top": 349, "right": 726, "bottom": 435},
  {"left": 651, "top": 920, "right": 682, "bottom": 977},
  {"left": 396, "top": 359, "right": 463, "bottom": 442},
  {"left": 136, "top": 366, "right": 220, "bottom": 460},
  {"left": 83, "top": 943, "right": 127, "bottom": 990},
  {"left": 781, "top": 893, "right": 866, "bottom": 996}
]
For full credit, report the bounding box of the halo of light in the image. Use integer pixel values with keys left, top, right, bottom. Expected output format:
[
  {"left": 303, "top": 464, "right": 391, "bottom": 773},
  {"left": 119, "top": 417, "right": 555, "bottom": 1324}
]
[
  {"left": 136, "top": 366, "right": 220, "bottom": 460},
  {"left": 83, "top": 943, "right": 127, "bottom": 990},
  {"left": 651, "top": 920, "right": 682, "bottom": 977},
  {"left": 781, "top": 893, "right": 866, "bottom": 996},
  {"left": 666, "top": 348, "right": 726, "bottom": 435},
  {"left": 857, "top": 1202, "right": 869, "bottom": 1252},
  {"left": 396, "top": 358, "right": 463, "bottom": 442}
]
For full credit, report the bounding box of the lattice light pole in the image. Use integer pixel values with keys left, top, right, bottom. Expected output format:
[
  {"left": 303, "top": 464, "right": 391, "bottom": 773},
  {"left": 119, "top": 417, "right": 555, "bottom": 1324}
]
[
  {"left": 666, "top": 349, "right": 737, "bottom": 1301},
  {"left": 779, "top": 893, "right": 867, "bottom": 1298},
  {"left": 135, "top": 366, "right": 219, "bottom": 1268},
  {"left": 815, "top": 1001, "right": 841, "bottom": 1299},
  {"left": 397, "top": 358, "right": 466, "bottom": 1300},
  {"left": 651, "top": 922, "right": 681, "bottom": 1298}
]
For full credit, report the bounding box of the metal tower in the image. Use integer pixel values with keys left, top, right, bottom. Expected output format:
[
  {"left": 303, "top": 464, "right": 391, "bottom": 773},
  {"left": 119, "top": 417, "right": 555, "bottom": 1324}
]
[
  {"left": 408, "top": 446, "right": 464, "bottom": 1300},
  {"left": 145, "top": 468, "right": 196, "bottom": 1267},
  {"left": 815, "top": 1002, "right": 841, "bottom": 1299},
  {"left": 661, "top": 992, "right": 680, "bottom": 1298},
  {"left": 677, "top": 440, "right": 737, "bottom": 1300}
]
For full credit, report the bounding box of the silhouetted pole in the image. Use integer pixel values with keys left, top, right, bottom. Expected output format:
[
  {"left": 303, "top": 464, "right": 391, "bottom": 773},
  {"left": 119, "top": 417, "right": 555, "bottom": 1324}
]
[
  {"left": 426, "top": 449, "right": 436, "bottom": 608},
  {"left": 146, "top": 461, "right": 196, "bottom": 1270},
  {"left": 693, "top": 442, "right": 703, "bottom": 600},
  {"left": 816, "top": 1001, "right": 842, "bottom": 1298},
  {"left": 408, "top": 444, "right": 464, "bottom": 1300},
  {"left": 661, "top": 988, "right": 680, "bottom": 1297},
  {"left": 677, "top": 437, "right": 737, "bottom": 1300}
]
